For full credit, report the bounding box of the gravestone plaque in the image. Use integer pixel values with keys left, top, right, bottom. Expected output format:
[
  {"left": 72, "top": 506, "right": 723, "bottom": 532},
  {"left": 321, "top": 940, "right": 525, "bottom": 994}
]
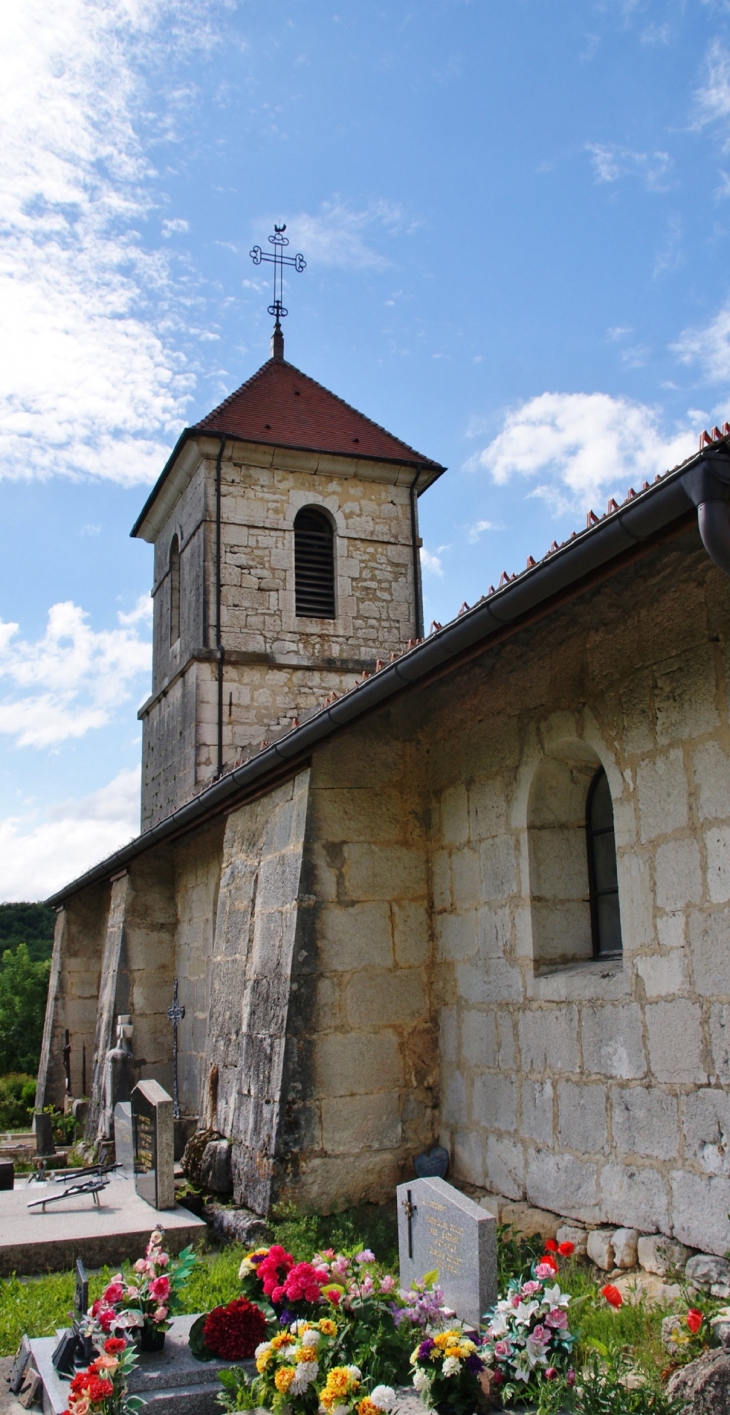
[
  {"left": 114, "top": 1101, "right": 134, "bottom": 1178},
  {"left": 74, "top": 1259, "right": 88, "bottom": 1324},
  {"left": 397, "top": 1175, "right": 496, "bottom": 1328},
  {"left": 132, "top": 1079, "right": 174, "bottom": 1210},
  {"left": 34, "top": 1112, "right": 55, "bottom": 1156}
]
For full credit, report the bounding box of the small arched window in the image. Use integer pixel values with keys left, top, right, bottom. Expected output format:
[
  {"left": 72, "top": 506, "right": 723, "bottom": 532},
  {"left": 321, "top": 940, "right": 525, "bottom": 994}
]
[
  {"left": 169, "top": 535, "right": 180, "bottom": 644},
  {"left": 586, "top": 768, "right": 623, "bottom": 958},
  {"left": 294, "top": 508, "right": 335, "bottom": 619}
]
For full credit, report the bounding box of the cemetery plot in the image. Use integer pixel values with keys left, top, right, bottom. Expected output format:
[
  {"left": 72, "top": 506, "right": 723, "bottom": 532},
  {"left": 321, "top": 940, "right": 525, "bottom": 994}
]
[{"left": 397, "top": 1175, "right": 497, "bottom": 1328}]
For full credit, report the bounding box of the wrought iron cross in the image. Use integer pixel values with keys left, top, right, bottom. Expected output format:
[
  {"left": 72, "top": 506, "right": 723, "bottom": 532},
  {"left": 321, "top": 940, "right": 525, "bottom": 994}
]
[
  {"left": 402, "top": 1188, "right": 417, "bottom": 1260},
  {"left": 250, "top": 225, "right": 306, "bottom": 323},
  {"left": 167, "top": 978, "right": 185, "bottom": 1120}
]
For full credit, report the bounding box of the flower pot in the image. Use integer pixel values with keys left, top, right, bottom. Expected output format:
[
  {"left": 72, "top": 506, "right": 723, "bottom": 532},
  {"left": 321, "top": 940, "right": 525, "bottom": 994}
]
[{"left": 139, "top": 1323, "right": 166, "bottom": 1353}]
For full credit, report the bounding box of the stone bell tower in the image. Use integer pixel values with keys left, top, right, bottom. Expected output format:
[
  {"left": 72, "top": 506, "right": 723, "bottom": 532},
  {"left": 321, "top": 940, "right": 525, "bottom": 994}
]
[{"left": 132, "top": 329, "right": 444, "bottom": 829}]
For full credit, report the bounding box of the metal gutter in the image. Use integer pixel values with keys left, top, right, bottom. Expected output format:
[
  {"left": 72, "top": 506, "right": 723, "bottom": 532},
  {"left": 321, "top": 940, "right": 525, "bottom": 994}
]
[{"left": 48, "top": 438, "right": 730, "bottom": 908}]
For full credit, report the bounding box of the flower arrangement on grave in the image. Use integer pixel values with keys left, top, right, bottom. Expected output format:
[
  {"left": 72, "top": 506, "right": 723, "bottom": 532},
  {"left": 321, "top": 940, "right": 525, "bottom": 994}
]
[
  {"left": 90, "top": 1229, "right": 197, "bottom": 1349},
  {"left": 218, "top": 1317, "right": 341, "bottom": 1414},
  {"left": 312, "top": 1251, "right": 448, "bottom": 1386},
  {"left": 188, "top": 1296, "right": 267, "bottom": 1361},
  {"left": 60, "top": 1336, "right": 143, "bottom": 1415},
  {"left": 479, "top": 1251, "right": 577, "bottom": 1406},
  {"left": 410, "top": 1329, "right": 486, "bottom": 1415}
]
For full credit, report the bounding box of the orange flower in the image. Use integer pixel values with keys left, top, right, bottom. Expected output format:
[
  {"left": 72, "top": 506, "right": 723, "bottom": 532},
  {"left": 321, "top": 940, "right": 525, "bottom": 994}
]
[{"left": 601, "top": 1284, "right": 623, "bottom": 1309}]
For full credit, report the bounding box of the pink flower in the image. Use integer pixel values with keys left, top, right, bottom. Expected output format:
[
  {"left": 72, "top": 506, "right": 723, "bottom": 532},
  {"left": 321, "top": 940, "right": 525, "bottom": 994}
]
[
  {"left": 149, "top": 1276, "right": 170, "bottom": 1301},
  {"left": 545, "top": 1368, "right": 558, "bottom": 1381},
  {"left": 379, "top": 1275, "right": 396, "bottom": 1294},
  {"left": 546, "top": 1308, "right": 568, "bottom": 1330},
  {"left": 356, "top": 1250, "right": 375, "bottom": 1263},
  {"left": 332, "top": 1256, "right": 350, "bottom": 1278},
  {"left": 155, "top": 1253, "right": 169, "bottom": 1268},
  {"left": 103, "top": 1283, "right": 124, "bottom": 1304},
  {"left": 493, "top": 1340, "right": 512, "bottom": 1359},
  {"left": 521, "top": 1281, "right": 541, "bottom": 1296},
  {"left": 531, "top": 1325, "right": 549, "bottom": 1346},
  {"left": 153, "top": 1307, "right": 168, "bottom": 1323},
  {"left": 535, "top": 1263, "right": 556, "bottom": 1280},
  {"left": 134, "top": 1259, "right": 147, "bottom": 1273},
  {"left": 567, "top": 1370, "right": 576, "bottom": 1387}
]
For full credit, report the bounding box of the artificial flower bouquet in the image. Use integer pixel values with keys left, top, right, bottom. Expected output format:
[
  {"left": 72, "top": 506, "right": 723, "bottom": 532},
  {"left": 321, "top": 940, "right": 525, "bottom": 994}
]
[
  {"left": 189, "top": 1296, "right": 267, "bottom": 1362},
  {"left": 239, "top": 1244, "right": 329, "bottom": 1320},
  {"left": 480, "top": 1253, "right": 577, "bottom": 1407},
  {"left": 90, "top": 1229, "right": 197, "bottom": 1346},
  {"left": 410, "top": 1329, "right": 486, "bottom": 1415},
  {"left": 219, "top": 1317, "right": 340, "bottom": 1414},
  {"left": 61, "top": 1336, "right": 142, "bottom": 1415}
]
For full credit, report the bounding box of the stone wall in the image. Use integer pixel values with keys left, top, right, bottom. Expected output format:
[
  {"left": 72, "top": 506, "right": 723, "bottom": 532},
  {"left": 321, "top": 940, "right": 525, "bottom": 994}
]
[
  {"left": 139, "top": 440, "right": 422, "bottom": 828},
  {"left": 173, "top": 820, "right": 226, "bottom": 1118},
  {"left": 429, "top": 528, "right": 730, "bottom": 1256},
  {"left": 37, "top": 882, "right": 110, "bottom": 1109}
]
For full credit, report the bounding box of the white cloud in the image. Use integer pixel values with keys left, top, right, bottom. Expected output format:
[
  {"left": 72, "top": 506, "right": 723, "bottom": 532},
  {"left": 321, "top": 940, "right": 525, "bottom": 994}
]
[
  {"left": 694, "top": 39, "right": 730, "bottom": 150},
  {"left": 674, "top": 303, "right": 730, "bottom": 384},
  {"left": 467, "top": 392, "right": 696, "bottom": 517},
  {"left": 0, "top": 601, "right": 151, "bottom": 747},
  {"left": 285, "top": 199, "right": 415, "bottom": 271},
  {"left": 0, "top": 768, "right": 140, "bottom": 901},
  {"left": 420, "top": 546, "right": 444, "bottom": 576},
  {"left": 117, "top": 594, "right": 153, "bottom": 627},
  {"left": 468, "top": 520, "right": 497, "bottom": 543},
  {"left": 0, "top": 0, "right": 203, "bottom": 487},
  {"left": 585, "top": 143, "right": 672, "bottom": 190}
]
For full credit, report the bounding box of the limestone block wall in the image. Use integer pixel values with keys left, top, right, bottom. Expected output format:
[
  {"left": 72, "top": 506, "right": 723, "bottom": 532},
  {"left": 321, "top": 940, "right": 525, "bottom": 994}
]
[
  {"left": 431, "top": 530, "right": 730, "bottom": 1256},
  {"left": 172, "top": 820, "right": 226, "bottom": 1118},
  {"left": 150, "top": 461, "right": 208, "bottom": 695},
  {"left": 37, "top": 881, "right": 110, "bottom": 1109},
  {"left": 278, "top": 719, "right": 437, "bottom": 1213},
  {"left": 140, "top": 659, "right": 201, "bottom": 831}
]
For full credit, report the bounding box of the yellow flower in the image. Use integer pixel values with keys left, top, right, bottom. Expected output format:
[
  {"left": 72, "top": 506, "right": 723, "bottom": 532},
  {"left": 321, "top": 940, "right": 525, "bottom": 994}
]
[
  {"left": 433, "top": 1333, "right": 450, "bottom": 1349},
  {"left": 318, "top": 1319, "right": 337, "bottom": 1336},
  {"left": 275, "top": 1368, "right": 296, "bottom": 1393},
  {"left": 357, "top": 1400, "right": 379, "bottom": 1415},
  {"left": 299, "top": 1347, "right": 318, "bottom": 1364},
  {"left": 256, "top": 1353, "right": 272, "bottom": 1374},
  {"left": 271, "top": 1333, "right": 295, "bottom": 1350},
  {"left": 445, "top": 1347, "right": 462, "bottom": 1359}
]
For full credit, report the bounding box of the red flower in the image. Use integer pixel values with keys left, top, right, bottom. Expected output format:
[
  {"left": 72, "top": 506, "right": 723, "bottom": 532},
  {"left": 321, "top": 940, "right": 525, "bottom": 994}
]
[
  {"left": 104, "top": 1337, "right": 126, "bottom": 1354},
  {"left": 539, "top": 1254, "right": 558, "bottom": 1272},
  {"left": 149, "top": 1275, "right": 170, "bottom": 1301},
  {"left": 558, "top": 1241, "right": 575, "bottom": 1257},
  {"left": 687, "top": 1308, "right": 703, "bottom": 1335},
  {"left": 86, "top": 1377, "right": 114, "bottom": 1401},
  {"left": 544, "top": 1239, "right": 559, "bottom": 1253},
  {"left": 103, "top": 1282, "right": 124, "bottom": 1304},
  {"left": 278, "top": 1260, "right": 329, "bottom": 1304},
  {"left": 601, "top": 1284, "right": 623, "bottom": 1309},
  {"left": 202, "top": 1298, "right": 267, "bottom": 1360},
  {"left": 257, "top": 1244, "right": 294, "bottom": 1297}
]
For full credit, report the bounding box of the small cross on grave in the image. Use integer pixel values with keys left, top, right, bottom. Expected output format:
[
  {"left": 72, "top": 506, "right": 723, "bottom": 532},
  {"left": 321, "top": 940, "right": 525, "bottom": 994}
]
[
  {"left": 401, "top": 1188, "right": 417, "bottom": 1260},
  {"left": 167, "top": 978, "right": 185, "bottom": 1120}
]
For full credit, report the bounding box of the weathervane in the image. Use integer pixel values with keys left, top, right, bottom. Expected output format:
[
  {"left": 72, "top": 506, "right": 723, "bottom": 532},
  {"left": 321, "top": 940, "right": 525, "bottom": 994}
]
[{"left": 250, "top": 225, "right": 306, "bottom": 358}]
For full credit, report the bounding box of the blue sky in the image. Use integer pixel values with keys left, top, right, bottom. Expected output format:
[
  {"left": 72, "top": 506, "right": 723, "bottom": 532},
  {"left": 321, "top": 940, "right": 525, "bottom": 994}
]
[{"left": 2, "top": 0, "right": 730, "bottom": 898}]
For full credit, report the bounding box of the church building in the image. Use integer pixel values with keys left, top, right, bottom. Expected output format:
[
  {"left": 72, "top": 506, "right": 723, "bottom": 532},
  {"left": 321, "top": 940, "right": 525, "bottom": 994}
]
[{"left": 38, "top": 314, "right": 730, "bottom": 1258}]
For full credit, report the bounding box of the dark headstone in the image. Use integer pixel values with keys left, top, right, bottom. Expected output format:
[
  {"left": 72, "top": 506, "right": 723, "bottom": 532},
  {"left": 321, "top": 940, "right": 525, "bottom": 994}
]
[
  {"left": 74, "top": 1260, "right": 88, "bottom": 1324},
  {"left": 51, "top": 1328, "right": 81, "bottom": 1377},
  {"left": 414, "top": 1146, "right": 449, "bottom": 1179},
  {"left": 34, "top": 1112, "right": 55, "bottom": 1156},
  {"left": 9, "top": 1336, "right": 32, "bottom": 1394},
  {"left": 397, "top": 1175, "right": 497, "bottom": 1328},
  {"left": 0, "top": 1159, "right": 14, "bottom": 1190},
  {"left": 132, "top": 1078, "right": 174, "bottom": 1210}
]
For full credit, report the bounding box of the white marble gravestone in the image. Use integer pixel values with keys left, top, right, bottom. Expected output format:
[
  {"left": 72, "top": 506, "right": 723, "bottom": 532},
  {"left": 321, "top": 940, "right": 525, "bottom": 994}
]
[
  {"left": 131, "top": 1080, "right": 174, "bottom": 1210},
  {"left": 114, "top": 1101, "right": 134, "bottom": 1178},
  {"left": 397, "top": 1176, "right": 497, "bottom": 1328}
]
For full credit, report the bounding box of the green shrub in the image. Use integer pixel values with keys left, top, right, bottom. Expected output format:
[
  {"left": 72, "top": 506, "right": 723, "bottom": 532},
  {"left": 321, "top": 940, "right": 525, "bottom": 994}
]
[{"left": 0, "top": 1073, "right": 36, "bottom": 1130}]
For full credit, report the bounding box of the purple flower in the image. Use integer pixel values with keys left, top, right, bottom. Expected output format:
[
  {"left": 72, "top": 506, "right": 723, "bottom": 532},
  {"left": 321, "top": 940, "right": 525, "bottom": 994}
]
[
  {"left": 418, "top": 1338, "right": 436, "bottom": 1360},
  {"left": 465, "top": 1353, "right": 484, "bottom": 1374},
  {"left": 279, "top": 1309, "right": 294, "bottom": 1325}
]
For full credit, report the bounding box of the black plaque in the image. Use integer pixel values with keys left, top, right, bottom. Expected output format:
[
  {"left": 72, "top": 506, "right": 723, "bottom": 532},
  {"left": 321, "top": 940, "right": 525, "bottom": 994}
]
[
  {"left": 132, "top": 1088, "right": 158, "bottom": 1208},
  {"left": 74, "top": 1259, "right": 88, "bottom": 1323}
]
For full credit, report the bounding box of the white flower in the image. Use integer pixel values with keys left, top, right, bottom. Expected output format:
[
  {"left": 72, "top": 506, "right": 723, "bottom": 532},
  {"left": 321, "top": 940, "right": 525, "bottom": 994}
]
[
  {"left": 525, "top": 1336, "right": 549, "bottom": 1367},
  {"left": 543, "top": 1284, "right": 571, "bottom": 1308},
  {"left": 442, "top": 1357, "right": 461, "bottom": 1378},
  {"left": 513, "top": 1300, "right": 539, "bottom": 1326},
  {"left": 370, "top": 1386, "right": 396, "bottom": 1411},
  {"left": 412, "top": 1370, "right": 430, "bottom": 1394},
  {"left": 487, "top": 1313, "right": 509, "bottom": 1338},
  {"left": 254, "top": 1343, "right": 271, "bottom": 1359},
  {"left": 290, "top": 1363, "right": 318, "bottom": 1394},
  {"left": 347, "top": 1366, "right": 361, "bottom": 1380}
]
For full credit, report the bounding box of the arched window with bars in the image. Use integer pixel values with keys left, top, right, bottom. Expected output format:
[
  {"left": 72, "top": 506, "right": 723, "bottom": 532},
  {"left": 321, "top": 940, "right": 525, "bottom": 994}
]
[
  {"left": 294, "top": 507, "right": 336, "bottom": 619},
  {"left": 169, "top": 535, "right": 180, "bottom": 644}
]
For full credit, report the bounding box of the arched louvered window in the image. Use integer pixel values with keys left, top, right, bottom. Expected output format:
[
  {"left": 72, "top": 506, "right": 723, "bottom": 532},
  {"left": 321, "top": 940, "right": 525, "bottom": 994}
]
[
  {"left": 587, "top": 768, "right": 623, "bottom": 958},
  {"left": 294, "top": 508, "right": 335, "bottom": 619},
  {"left": 169, "top": 535, "right": 180, "bottom": 644}
]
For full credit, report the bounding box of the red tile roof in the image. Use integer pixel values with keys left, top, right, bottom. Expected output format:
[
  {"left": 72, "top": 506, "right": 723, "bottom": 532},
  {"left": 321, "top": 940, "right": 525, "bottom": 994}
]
[{"left": 193, "top": 356, "right": 444, "bottom": 472}]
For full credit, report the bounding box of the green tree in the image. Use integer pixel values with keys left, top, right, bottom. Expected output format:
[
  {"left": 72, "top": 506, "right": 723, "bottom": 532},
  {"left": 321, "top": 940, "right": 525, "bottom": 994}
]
[
  {"left": 0, "top": 945, "right": 51, "bottom": 1074},
  {"left": 0, "top": 902, "right": 56, "bottom": 963}
]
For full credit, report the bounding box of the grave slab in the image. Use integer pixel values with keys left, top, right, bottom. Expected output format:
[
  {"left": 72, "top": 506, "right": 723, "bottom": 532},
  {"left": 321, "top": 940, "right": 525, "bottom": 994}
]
[
  {"left": 30, "top": 1315, "right": 253, "bottom": 1415},
  {"left": 397, "top": 1176, "right": 497, "bottom": 1328},
  {"left": 0, "top": 1177, "right": 204, "bottom": 1276}
]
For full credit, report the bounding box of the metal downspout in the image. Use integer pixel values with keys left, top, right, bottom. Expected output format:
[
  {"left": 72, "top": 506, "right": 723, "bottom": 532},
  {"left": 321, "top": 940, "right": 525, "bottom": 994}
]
[
  {"left": 682, "top": 451, "right": 730, "bottom": 576},
  {"left": 215, "top": 437, "right": 226, "bottom": 779},
  {"left": 410, "top": 470, "right": 424, "bottom": 639}
]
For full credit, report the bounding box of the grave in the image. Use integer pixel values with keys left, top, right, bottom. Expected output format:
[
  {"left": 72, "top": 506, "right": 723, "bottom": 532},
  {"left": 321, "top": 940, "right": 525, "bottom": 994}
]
[
  {"left": 132, "top": 1079, "right": 174, "bottom": 1210},
  {"left": 397, "top": 1175, "right": 497, "bottom": 1328},
  {"left": 114, "top": 1101, "right": 134, "bottom": 1177},
  {"left": 34, "top": 1113, "right": 55, "bottom": 1156},
  {"left": 29, "top": 1314, "right": 252, "bottom": 1415}
]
